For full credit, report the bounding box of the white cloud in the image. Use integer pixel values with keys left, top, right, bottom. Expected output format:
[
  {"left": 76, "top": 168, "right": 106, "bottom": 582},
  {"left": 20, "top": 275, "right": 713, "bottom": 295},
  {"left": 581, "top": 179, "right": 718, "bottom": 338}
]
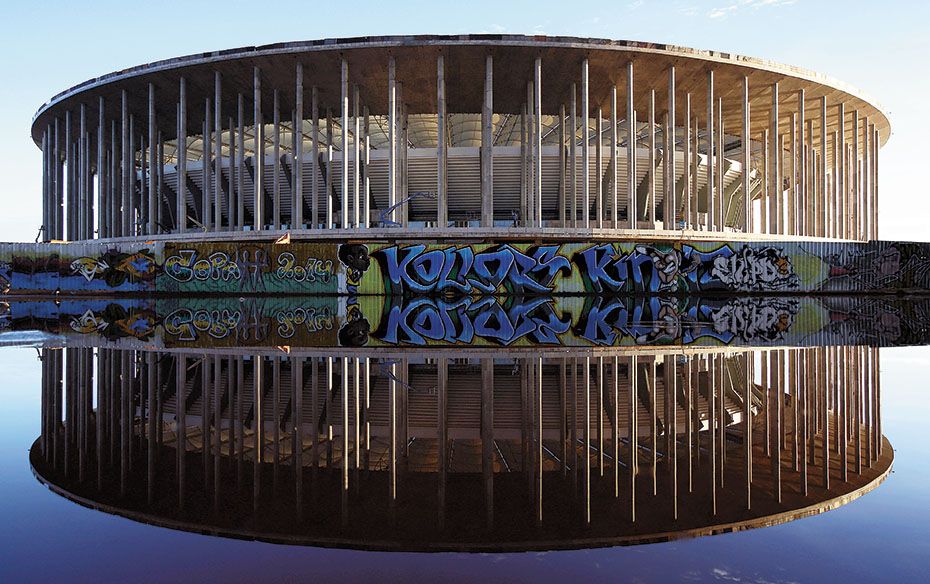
[{"left": 706, "top": 0, "right": 797, "bottom": 19}]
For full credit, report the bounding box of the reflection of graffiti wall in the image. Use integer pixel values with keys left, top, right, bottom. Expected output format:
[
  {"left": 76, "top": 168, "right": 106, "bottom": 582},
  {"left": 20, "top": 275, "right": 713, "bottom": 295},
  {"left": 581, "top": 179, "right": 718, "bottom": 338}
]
[
  {"left": 5, "top": 295, "right": 930, "bottom": 350},
  {"left": 2, "top": 238, "right": 930, "bottom": 295}
]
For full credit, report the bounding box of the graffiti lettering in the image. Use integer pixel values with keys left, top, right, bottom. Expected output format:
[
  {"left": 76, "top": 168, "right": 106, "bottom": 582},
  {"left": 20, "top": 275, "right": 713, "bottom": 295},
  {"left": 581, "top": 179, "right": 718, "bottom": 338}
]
[
  {"left": 164, "top": 250, "right": 241, "bottom": 283},
  {"left": 276, "top": 306, "right": 335, "bottom": 338},
  {"left": 375, "top": 244, "right": 570, "bottom": 295},
  {"left": 275, "top": 252, "right": 335, "bottom": 284},
  {"left": 372, "top": 295, "right": 571, "bottom": 346},
  {"left": 163, "top": 308, "right": 242, "bottom": 341}
]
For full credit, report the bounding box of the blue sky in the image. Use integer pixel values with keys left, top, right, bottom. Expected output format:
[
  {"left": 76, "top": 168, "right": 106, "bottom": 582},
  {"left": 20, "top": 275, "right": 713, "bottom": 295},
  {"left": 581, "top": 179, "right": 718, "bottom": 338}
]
[{"left": 1, "top": 0, "right": 926, "bottom": 242}]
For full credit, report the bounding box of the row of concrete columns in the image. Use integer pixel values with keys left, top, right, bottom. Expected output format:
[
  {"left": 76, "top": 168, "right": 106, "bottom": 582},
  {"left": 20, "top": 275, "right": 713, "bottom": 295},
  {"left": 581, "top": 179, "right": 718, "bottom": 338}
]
[{"left": 39, "top": 57, "right": 880, "bottom": 241}]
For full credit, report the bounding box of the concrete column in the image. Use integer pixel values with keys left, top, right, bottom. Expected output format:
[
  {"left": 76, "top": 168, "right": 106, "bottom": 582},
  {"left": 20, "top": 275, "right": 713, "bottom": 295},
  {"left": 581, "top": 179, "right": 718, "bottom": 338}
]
[
  {"left": 862, "top": 118, "right": 870, "bottom": 240},
  {"left": 743, "top": 77, "right": 751, "bottom": 232},
  {"left": 294, "top": 64, "right": 304, "bottom": 229},
  {"left": 214, "top": 74, "right": 222, "bottom": 230},
  {"left": 820, "top": 97, "right": 828, "bottom": 238},
  {"left": 571, "top": 84, "right": 578, "bottom": 227},
  {"left": 685, "top": 93, "right": 692, "bottom": 230},
  {"left": 96, "top": 98, "right": 105, "bottom": 238},
  {"left": 41, "top": 129, "right": 49, "bottom": 241},
  {"left": 144, "top": 87, "right": 155, "bottom": 234},
  {"left": 559, "top": 104, "right": 566, "bottom": 225},
  {"left": 798, "top": 90, "right": 806, "bottom": 237},
  {"left": 253, "top": 67, "right": 264, "bottom": 231},
  {"left": 311, "top": 86, "right": 319, "bottom": 229},
  {"left": 717, "top": 99, "right": 724, "bottom": 230},
  {"left": 667, "top": 66, "right": 676, "bottom": 229},
  {"left": 226, "top": 117, "right": 234, "bottom": 231},
  {"left": 204, "top": 98, "right": 213, "bottom": 231},
  {"left": 534, "top": 57, "right": 543, "bottom": 227},
  {"left": 837, "top": 102, "right": 845, "bottom": 239},
  {"left": 388, "top": 57, "right": 397, "bottom": 226},
  {"left": 707, "top": 71, "right": 715, "bottom": 232},
  {"left": 481, "top": 54, "right": 494, "bottom": 227},
  {"left": 626, "top": 62, "right": 635, "bottom": 229},
  {"left": 237, "top": 93, "right": 245, "bottom": 230},
  {"left": 79, "top": 104, "right": 87, "bottom": 239},
  {"left": 272, "top": 90, "right": 281, "bottom": 230},
  {"left": 769, "top": 82, "right": 780, "bottom": 235},
  {"left": 872, "top": 125, "right": 879, "bottom": 239},
  {"left": 596, "top": 108, "right": 603, "bottom": 228},
  {"left": 581, "top": 58, "right": 590, "bottom": 229},
  {"left": 52, "top": 118, "right": 60, "bottom": 240},
  {"left": 177, "top": 81, "right": 187, "bottom": 233},
  {"left": 610, "top": 86, "right": 618, "bottom": 228},
  {"left": 353, "top": 84, "right": 360, "bottom": 228},
  {"left": 648, "top": 90, "right": 656, "bottom": 224},
  {"left": 326, "top": 109, "right": 334, "bottom": 229},
  {"left": 852, "top": 111, "right": 859, "bottom": 239},
  {"left": 520, "top": 105, "right": 527, "bottom": 224},
  {"left": 437, "top": 54, "right": 447, "bottom": 227},
  {"left": 364, "top": 106, "right": 371, "bottom": 229}
]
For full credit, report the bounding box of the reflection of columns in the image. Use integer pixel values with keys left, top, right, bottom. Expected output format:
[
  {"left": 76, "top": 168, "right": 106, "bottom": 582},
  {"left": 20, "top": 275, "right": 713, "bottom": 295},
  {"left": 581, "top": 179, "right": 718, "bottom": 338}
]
[
  {"left": 773, "top": 351, "right": 782, "bottom": 502},
  {"left": 292, "top": 357, "right": 303, "bottom": 507},
  {"left": 536, "top": 356, "right": 543, "bottom": 524},
  {"left": 629, "top": 355, "right": 637, "bottom": 522},
  {"left": 613, "top": 356, "right": 620, "bottom": 497},
  {"left": 176, "top": 354, "right": 186, "bottom": 507},
  {"left": 481, "top": 359, "right": 494, "bottom": 527},
  {"left": 668, "top": 356, "right": 678, "bottom": 519},
  {"left": 597, "top": 356, "right": 604, "bottom": 475},
  {"left": 342, "top": 356, "right": 349, "bottom": 489},
  {"left": 584, "top": 356, "right": 591, "bottom": 523},
  {"left": 438, "top": 357, "right": 447, "bottom": 527},
  {"left": 685, "top": 358, "right": 693, "bottom": 492},
  {"left": 709, "top": 355, "right": 717, "bottom": 515},
  {"left": 389, "top": 359, "right": 397, "bottom": 500}
]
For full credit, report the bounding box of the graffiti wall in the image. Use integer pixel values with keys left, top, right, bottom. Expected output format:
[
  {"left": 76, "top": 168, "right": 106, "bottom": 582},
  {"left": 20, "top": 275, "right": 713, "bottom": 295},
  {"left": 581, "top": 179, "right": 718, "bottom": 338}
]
[
  {"left": 1, "top": 238, "right": 929, "bottom": 296},
  {"left": 4, "top": 294, "right": 928, "bottom": 350}
]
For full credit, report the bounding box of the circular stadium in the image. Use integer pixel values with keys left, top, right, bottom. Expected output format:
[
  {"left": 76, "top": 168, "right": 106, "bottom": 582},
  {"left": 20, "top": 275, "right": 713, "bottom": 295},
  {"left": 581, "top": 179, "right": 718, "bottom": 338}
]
[{"left": 31, "top": 35, "right": 888, "bottom": 244}]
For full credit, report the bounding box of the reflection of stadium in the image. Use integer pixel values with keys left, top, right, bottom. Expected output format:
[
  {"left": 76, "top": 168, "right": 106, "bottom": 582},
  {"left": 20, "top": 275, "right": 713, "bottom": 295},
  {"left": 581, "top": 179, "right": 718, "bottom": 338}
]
[
  {"left": 33, "top": 35, "right": 886, "bottom": 244},
  {"left": 32, "top": 345, "right": 889, "bottom": 550}
]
